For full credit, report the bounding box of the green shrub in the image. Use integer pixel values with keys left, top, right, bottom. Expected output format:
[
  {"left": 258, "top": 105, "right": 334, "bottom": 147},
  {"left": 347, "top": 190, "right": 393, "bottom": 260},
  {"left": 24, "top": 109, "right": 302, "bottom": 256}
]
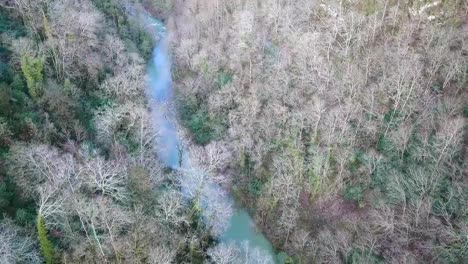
[
  {"left": 432, "top": 177, "right": 462, "bottom": 218},
  {"left": 383, "top": 109, "right": 403, "bottom": 129},
  {"left": 0, "top": 174, "right": 37, "bottom": 226},
  {"left": 10, "top": 74, "right": 25, "bottom": 92},
  {"left": 0, "top": 62, "right": 14, "bottom": 83},
  {"left": 277, "top": 251, "right": 294, "bottom": 264},
  {"left": 377, "top": 135, "right": 398, "bottom": 158},
  {"left": 15, "top": 208, "right": 36, "bottom": 227},
  {"left": 10, "top": 88, "right": 30, "bottom": 110},
  {"left": 188, "top": 109, "right": 220, "bottom": 144},
  {"left": 344, "top": 184, "right": 364, "bottom": 202},
  {"left": 76, "top": 94, "right": 111, "bottom": 138},
  {"left": 349, "top": 150, "right": 365, "bottom": 175},
  {"left": 0, "top": 181, "right": 14, "bottom": 210},
  {"left": 20, "top": 55, "right": 44, "bottom": 99},
  {"left": 248, "top": 178, "right": 263, "bottom": 197},
  {"left": 0, "top": 83, "right": 12, "bottom": 116},
  {"left": 179, "top": 98, "right": 226, "bottom": 145},
  {"left": 0, "top": 7, "right": 26, "bottom": 36}
]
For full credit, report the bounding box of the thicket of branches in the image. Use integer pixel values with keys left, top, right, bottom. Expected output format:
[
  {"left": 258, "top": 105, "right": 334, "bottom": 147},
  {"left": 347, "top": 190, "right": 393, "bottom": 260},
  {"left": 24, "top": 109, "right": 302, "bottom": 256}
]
[
  {"left": 168, "top": 0, "right": 468, "bottom": 262},
  {"left": 1, "top": 0, "right": 467, "bottom": 263},
  {"left": 0, "top": 0, "right": 222, "bottom": 263}
]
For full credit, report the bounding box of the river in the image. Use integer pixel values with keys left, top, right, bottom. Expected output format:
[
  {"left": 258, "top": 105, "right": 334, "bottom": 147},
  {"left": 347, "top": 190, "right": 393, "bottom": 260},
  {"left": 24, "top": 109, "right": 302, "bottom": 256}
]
[{"left": 140, "top": 10, "right": 278, "bottom": 264}]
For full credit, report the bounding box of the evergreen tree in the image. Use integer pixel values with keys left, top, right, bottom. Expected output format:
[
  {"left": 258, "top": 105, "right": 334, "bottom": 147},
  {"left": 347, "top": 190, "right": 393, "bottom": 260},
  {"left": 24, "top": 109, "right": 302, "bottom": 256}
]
[
  {"left": 20, "top": 55, "right": 43, "bottom": 99},
  {"left": 37, "top": 215, "right": 54, "bottom": 264}
]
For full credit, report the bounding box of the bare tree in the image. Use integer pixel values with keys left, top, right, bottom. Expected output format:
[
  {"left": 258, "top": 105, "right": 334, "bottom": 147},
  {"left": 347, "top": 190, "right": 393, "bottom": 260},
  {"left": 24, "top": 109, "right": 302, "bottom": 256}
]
[
  {"left": 156, "top": 188, "right": 188, "bottom": 226},
  {"left": 0, "top": 219, "right": 42, "bottom": 264},
  {"left": 432, "top": 117, "right": 464, "bottom": 165},
  {"left": 80, "top": 156, "right": 129, "bottom": 202},
  {"left": 7, "top": 144, "right": 76, "bottom": 198},
  {"left": 100, "top": 53, "right": 145, "bottom": 101},
  {"left": 207, "top": 243, "right": 242, "bottom": 264},
  {"left": 2, "top": 0, "right": 45, "bottom": 36},
  {"left": 45, "top": 0, "right": 103, "bottom": 81},
  {"left": 147, "top": 246, "right": 176, "bottom": 264},
  {"left": 94, "top": 102, "right": 148, "bottom": 147}
]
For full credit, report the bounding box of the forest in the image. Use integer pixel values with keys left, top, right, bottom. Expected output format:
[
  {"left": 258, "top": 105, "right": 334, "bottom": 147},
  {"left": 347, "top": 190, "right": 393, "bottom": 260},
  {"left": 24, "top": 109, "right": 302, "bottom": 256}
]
[{"left": 0, "top": 0, "right": 467, "bottom": 263}]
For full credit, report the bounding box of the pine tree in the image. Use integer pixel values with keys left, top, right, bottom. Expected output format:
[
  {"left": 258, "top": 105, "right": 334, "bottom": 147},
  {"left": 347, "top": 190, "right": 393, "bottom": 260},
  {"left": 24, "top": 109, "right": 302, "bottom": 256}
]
[{"left": 37, "top": 215, "right": 55, "bottom": 264}]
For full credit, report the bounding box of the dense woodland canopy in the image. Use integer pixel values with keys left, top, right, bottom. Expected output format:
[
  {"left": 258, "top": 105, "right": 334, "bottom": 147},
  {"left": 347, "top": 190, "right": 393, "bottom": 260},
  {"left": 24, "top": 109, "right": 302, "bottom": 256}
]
[{"left": 0, "top": 0, "right": 467, "bottom": 263}]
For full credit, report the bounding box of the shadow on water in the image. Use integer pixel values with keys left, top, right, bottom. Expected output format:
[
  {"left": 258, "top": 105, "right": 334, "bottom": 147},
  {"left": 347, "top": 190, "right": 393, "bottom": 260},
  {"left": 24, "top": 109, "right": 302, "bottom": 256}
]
[{"left": 139, "top": 9, "right": 277, "bottom": 263}]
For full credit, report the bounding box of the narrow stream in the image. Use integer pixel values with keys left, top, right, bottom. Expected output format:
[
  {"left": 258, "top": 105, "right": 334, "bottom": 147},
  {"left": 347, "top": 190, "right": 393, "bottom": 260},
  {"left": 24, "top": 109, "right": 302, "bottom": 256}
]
[{"left": 141, "top": 11, "right": 277, "bottom": 264}]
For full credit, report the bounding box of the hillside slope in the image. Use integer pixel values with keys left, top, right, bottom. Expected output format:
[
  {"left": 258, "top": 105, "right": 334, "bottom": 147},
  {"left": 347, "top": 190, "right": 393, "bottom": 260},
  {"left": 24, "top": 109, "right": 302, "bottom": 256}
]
[{"left": 168, "top": 0, "right": 468, "bottom": 263}]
